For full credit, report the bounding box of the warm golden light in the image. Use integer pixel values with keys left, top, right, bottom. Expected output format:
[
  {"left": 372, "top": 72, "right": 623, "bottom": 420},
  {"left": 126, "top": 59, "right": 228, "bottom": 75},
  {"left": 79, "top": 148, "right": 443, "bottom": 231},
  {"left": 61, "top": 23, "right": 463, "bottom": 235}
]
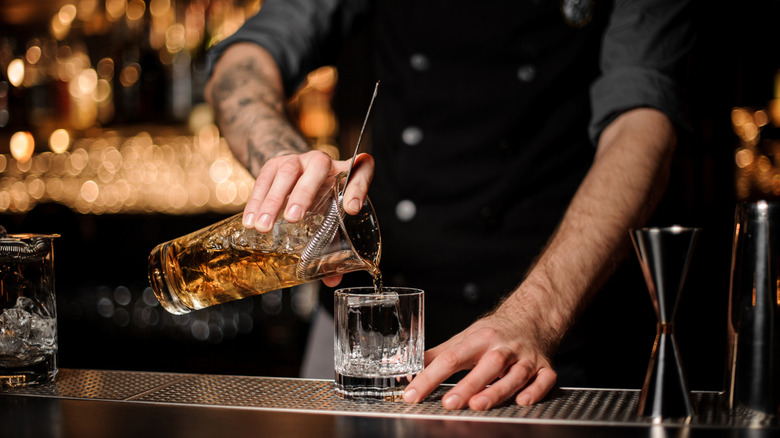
[
  {"left": 77, "top": 0, "right": 98, "bottom": 19},
  {"left": 149, "top": 0, "right": 170, "bottom": 17},
  {"left": 26, "top": 46, "right": 42, "bottom": 64},
  {"left": 126, "top": 0, "right": 146, "bottom": 21},
  {"left": 188, "top": 103, "right": 213, "bottom": 133},
  {"left": 741, "top": 122, "right": 759, "bottom": 144},
  {"left": 8, "top": 59, "right": 25, "bottom": 87},
  {"left": 78, "top": 69, "right": 98, "bottom": 95},
  {"left": 735, "top": 148, "right": 754, "bottom": 168},
  {"left": 80, "top": 180, "right": 100, "bottom": 202},
  {"left": 755, "top": 110, "right": 769, "bottom": 127},
  {"left": 50, "top": 129, "right": 71, "bottom": 153},
  {"left": 119, "top": 64, "right": 140, "bottom": 87},
  {"left": 758, "top": 155, "right": 772, "bottom": 173},
  {"left": 732, "top": 108, "right": 751, "bottom": 127},
  {"left": 97, "top": 58, "right": 115, "bottom": 79},
  {"left": 300, "top": 109, "right": 335, "bottom": 138},
  {"left": 306, "top": 66, "right": 337, "bottom": 91},
  {"left": 10, "top": 131, "right": 35, "bottom": 162},
  {"left": 0, "top": 132, "right": 254, "bottom": 214},
  {"left": 106, "top": 0, "right": 127, "bottom": 21},
  {"left": 50, "top": 15, "right": 71, "bottom": 40},
  {"left": 59, "top": 4, "right": 78, "bottom": 25},
  {"left": 770, "top": 100, "right": 780, "bottom": 127},
  {"left": 95, "top": 79, "right": 112, "bottom": 102},
  {"left": 165, "top": 23, "right": 186, "bottom": 53},
  {"left": 209, "top": 160, "right": 232, "bottom": 183}
]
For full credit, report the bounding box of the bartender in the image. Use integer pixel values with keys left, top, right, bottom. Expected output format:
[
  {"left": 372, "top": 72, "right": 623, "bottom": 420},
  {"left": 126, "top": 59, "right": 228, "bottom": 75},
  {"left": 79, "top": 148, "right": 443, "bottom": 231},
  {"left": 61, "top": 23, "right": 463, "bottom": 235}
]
[{"left": 205, "top": 0, "right": 694, "bottom": 410}]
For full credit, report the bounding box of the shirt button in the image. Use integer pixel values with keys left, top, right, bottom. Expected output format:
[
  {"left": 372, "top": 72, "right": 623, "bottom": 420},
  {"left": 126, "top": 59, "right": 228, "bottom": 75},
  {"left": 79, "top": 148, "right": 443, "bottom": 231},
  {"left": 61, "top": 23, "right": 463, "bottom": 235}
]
[
  {"left": 395, "top": 199, "right": 417, "bottom": 222},
  {"left": 409, "top": 53, "right": 430, "bottom": 72},
  {"left": 517, "top": 64, "right": 537, "bottom": 83},
  {"left": 463, "top": 282, "right": 480, "bottom": 303},
  {"left": 401, "top": 126, "right": 424, "bottom": 146}
]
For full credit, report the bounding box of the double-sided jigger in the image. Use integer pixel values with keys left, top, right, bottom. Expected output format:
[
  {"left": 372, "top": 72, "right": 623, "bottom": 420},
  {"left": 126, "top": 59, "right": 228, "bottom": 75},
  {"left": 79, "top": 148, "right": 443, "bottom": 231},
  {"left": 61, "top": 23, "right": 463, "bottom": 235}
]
[{"left": 631, "top": 226, "right": 701, "bottom": 422}]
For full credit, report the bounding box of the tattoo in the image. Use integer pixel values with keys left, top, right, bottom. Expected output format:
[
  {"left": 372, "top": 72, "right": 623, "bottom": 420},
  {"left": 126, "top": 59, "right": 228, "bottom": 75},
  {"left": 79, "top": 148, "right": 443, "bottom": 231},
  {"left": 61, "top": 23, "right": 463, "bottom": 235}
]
[{"left": 209, "top": 57, "right": 308, "bottom": 174}]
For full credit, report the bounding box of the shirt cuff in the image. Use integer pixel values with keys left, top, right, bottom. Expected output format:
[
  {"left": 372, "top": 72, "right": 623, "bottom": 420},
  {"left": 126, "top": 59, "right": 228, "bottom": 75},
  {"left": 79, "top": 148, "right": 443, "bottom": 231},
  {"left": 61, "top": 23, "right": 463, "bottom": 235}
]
[{"left": 588, "top": 66, "right": 688, "bottom": 145}]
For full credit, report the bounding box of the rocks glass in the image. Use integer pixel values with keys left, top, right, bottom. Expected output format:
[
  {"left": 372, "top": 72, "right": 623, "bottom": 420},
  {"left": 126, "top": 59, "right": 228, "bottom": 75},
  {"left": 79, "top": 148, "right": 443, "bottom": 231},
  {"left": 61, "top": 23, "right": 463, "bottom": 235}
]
[{"left": 334, "top": 287, "right": 424, "bottom": 402}]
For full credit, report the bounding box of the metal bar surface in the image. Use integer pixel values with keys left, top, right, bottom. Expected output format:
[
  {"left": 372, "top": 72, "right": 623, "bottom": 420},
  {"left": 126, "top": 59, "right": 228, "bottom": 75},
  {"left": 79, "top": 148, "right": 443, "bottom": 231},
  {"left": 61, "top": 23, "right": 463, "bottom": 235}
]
[{"left": 1, "top": 368, "right": 776, "bottom": 430}]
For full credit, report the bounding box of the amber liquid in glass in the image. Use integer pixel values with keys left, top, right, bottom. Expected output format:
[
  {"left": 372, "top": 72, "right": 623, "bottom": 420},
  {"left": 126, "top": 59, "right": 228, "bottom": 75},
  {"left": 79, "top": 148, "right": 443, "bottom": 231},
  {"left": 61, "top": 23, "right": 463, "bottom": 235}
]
[{"left": 149, "top": 212, "right": 374, "bottom": 314}]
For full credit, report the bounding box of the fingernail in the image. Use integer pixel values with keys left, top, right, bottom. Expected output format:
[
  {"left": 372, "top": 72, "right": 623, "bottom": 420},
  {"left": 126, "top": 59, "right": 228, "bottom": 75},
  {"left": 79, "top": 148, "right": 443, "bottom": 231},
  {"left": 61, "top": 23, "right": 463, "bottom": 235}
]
[
  {"left": 256, "top": 214, "right": 273, "bottom": 232},
  {"left": 472, "top": 396, "right": 490, "bottom": 411},
  {"left": 403, "top": 388, "right": 418, "bottom": 404},
  {"left": 442, "top": 394, "right": 463, "bottom": 410},
  {"left": 517, "top": 394, "right": 531, "bottom": 406},
  {"left": 287, "top": 204, "right": 303, "bottom": 222},
  {"left": 243, "top": 212, "right": 255, "bottom": 228},
  {"left": 347, "top": 198, "right": 361, "bottom": 214}
]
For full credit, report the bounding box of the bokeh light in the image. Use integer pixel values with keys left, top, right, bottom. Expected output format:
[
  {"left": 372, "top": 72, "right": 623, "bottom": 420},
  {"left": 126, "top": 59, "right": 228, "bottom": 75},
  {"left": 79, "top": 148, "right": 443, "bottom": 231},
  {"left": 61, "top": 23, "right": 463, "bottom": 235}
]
[
  {"left": 50, "top": 129, "right": 72, "bottom": 154},
  {"left": 149, "top": 0, "right": 170, "bottom": 17},
  {"left": 126, "top": 0, "right": 146, "bottom": 21},
  {"left": 10, "top": 131, "right": 35, "bottom": 162},
  {"left": 59, "top": 4, "right": 78, "bottom": 25},
  {"left": 26, "top": 46, "right": 42, "bottom": 64},
  {"left": 8, "top": 59, "right": 25, "bottom": 87},
  {"left": 106, "top": 0, "right": 127, "bottom": 21},
  {"left": 119, "top": 64, "right": 141, "bottom": 87}
]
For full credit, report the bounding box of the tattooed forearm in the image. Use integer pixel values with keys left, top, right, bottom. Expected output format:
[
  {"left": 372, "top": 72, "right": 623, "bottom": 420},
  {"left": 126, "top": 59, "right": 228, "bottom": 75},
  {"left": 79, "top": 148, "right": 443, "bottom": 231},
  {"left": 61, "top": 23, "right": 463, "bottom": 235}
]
[
  {"left": 246, "top": 122, "right": 308, "bottom": 175},
  {"left": 209, "top": 55, "right": 309, "bottom": 176}
]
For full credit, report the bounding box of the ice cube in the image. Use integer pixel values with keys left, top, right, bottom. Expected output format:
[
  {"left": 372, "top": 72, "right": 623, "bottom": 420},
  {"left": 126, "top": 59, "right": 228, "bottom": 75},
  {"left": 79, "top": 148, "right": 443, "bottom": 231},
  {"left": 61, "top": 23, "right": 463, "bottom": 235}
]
[
  {"left": 301, "top": 211, "right": 324, "bottom": 232},
  {"left": 15, "top": 296, "right": 50, "bottom": 318},
  {"left": 29, "top": 314, "right": 56, "bottom": 348},
  {"left": 346, "top": 292, "right": 403, "bottom": 368},
  {"left": 205, "top": 233, "right": 229, "bottom": 250},
  {"left": 0, "top": 332, "right": 24, "bottom": 356},
  {"left": 347, "top": 292, "right": 399, "bottom": 308},
  {"left": 274, "top": 221, "right": 309, "bottom": 253},
  {"left": 230, "top": 227, "right": 274, "bottom": 252},
  {"left": 0, "top": 297, "right": 56, "bottom": 355}
]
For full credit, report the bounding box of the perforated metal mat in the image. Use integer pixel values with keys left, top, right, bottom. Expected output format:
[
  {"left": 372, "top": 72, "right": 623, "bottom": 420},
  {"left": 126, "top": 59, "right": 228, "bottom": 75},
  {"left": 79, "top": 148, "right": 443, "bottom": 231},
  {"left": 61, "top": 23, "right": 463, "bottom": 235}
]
[{"left": 0, "top": 369, "right": 770, "bottom": 428}]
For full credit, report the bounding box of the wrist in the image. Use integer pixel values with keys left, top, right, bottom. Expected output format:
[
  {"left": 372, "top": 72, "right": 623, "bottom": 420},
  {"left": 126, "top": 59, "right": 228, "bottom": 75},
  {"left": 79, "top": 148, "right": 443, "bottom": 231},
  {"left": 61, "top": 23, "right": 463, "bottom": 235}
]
[{"left": 496, "top": 265, "right": 577, "bottom": 356}]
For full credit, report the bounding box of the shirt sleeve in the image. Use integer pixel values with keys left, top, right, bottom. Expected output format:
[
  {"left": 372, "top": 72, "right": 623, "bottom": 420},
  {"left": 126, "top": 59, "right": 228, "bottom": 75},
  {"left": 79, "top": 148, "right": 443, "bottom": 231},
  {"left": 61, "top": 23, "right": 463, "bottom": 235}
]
[
  {"left": 205, "top": 0, "right": 370, "bottom": 96},
  {"left": 588, "top": 0, "right": 695, "bottom": 144}
]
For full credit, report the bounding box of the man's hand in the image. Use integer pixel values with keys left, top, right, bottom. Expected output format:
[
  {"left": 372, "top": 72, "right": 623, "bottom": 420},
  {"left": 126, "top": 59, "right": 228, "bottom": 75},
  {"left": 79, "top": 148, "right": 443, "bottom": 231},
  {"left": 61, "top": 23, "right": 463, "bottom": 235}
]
[
  {"left": 242, "top": 150, "right": 374, "bottom": 288},
  {"left": 403, "top": 301, "right": 558, "bottom": 410},
  {"left": 242, "top": 151, "right": 375, "bottom": 232}
]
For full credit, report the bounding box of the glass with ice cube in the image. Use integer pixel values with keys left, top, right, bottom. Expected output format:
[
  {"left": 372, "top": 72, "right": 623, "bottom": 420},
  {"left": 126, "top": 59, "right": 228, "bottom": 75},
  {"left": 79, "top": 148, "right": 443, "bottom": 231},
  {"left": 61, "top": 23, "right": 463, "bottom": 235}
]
[
  {"left": 334, "top": 287, "right": 424, "bottom": 401},
  {"left": 0, "top": 231, "right": 59, "bottom": 387},
  {"left": 148, "top": 173, "right": 381, "bottom": 314}
]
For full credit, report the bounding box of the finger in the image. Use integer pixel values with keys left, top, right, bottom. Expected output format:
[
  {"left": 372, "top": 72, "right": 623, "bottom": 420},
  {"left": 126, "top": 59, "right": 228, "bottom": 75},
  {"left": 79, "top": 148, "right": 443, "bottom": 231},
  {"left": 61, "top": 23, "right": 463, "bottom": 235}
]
[
  {"left": 322, "top": 275, "right": 343, "bottom": 288},
  {"left": 254, "top": 157, "right": 302, "bottom": 232},
  {"left": 403, "top": 344, "right": 480, "bottom": 405},
  {"left": 442, "top": 348, "right": 514, "bottom": 410},
  {"left": 284, "top": 152, "right": 333, "bottom": 222},
  {"left": 243, "top": 161, "right": 281, "bottom": 228},
  {"left": 342, "top": 154, "right": 374, "bottom": 215},
  {"left": 515, "top": 367, "right": 557, "bottom": 406},
  {"left": 467, "top": 358, "right": 537, "bottom": 411}
]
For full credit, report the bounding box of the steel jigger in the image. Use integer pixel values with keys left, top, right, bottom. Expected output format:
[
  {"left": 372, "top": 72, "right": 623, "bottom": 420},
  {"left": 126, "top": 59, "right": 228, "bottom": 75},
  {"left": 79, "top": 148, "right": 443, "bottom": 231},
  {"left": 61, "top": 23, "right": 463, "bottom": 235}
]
[{"left": 631, "top": 226, "right": 701, "bottom": 422}]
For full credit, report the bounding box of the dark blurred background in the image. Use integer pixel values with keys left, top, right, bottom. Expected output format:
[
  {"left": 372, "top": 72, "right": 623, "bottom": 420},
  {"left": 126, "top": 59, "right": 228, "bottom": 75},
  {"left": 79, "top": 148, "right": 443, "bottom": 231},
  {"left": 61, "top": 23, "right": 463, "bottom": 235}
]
[{"left": 0, "top": 0, "right": 777, "bottom": 391}]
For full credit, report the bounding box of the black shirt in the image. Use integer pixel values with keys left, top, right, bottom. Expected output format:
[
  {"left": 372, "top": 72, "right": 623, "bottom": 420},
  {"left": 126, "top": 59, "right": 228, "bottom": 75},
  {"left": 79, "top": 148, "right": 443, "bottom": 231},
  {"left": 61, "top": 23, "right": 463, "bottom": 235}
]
[{"left": 207, "top": 0, "right": 694, "bottom": 353}]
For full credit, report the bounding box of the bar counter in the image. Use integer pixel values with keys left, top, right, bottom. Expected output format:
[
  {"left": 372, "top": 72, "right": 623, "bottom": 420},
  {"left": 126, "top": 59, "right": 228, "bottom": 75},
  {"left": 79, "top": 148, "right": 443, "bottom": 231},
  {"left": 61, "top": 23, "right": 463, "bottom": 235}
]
[{"left": 1, "top": 369, "right": 777, "bottom": 437}]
